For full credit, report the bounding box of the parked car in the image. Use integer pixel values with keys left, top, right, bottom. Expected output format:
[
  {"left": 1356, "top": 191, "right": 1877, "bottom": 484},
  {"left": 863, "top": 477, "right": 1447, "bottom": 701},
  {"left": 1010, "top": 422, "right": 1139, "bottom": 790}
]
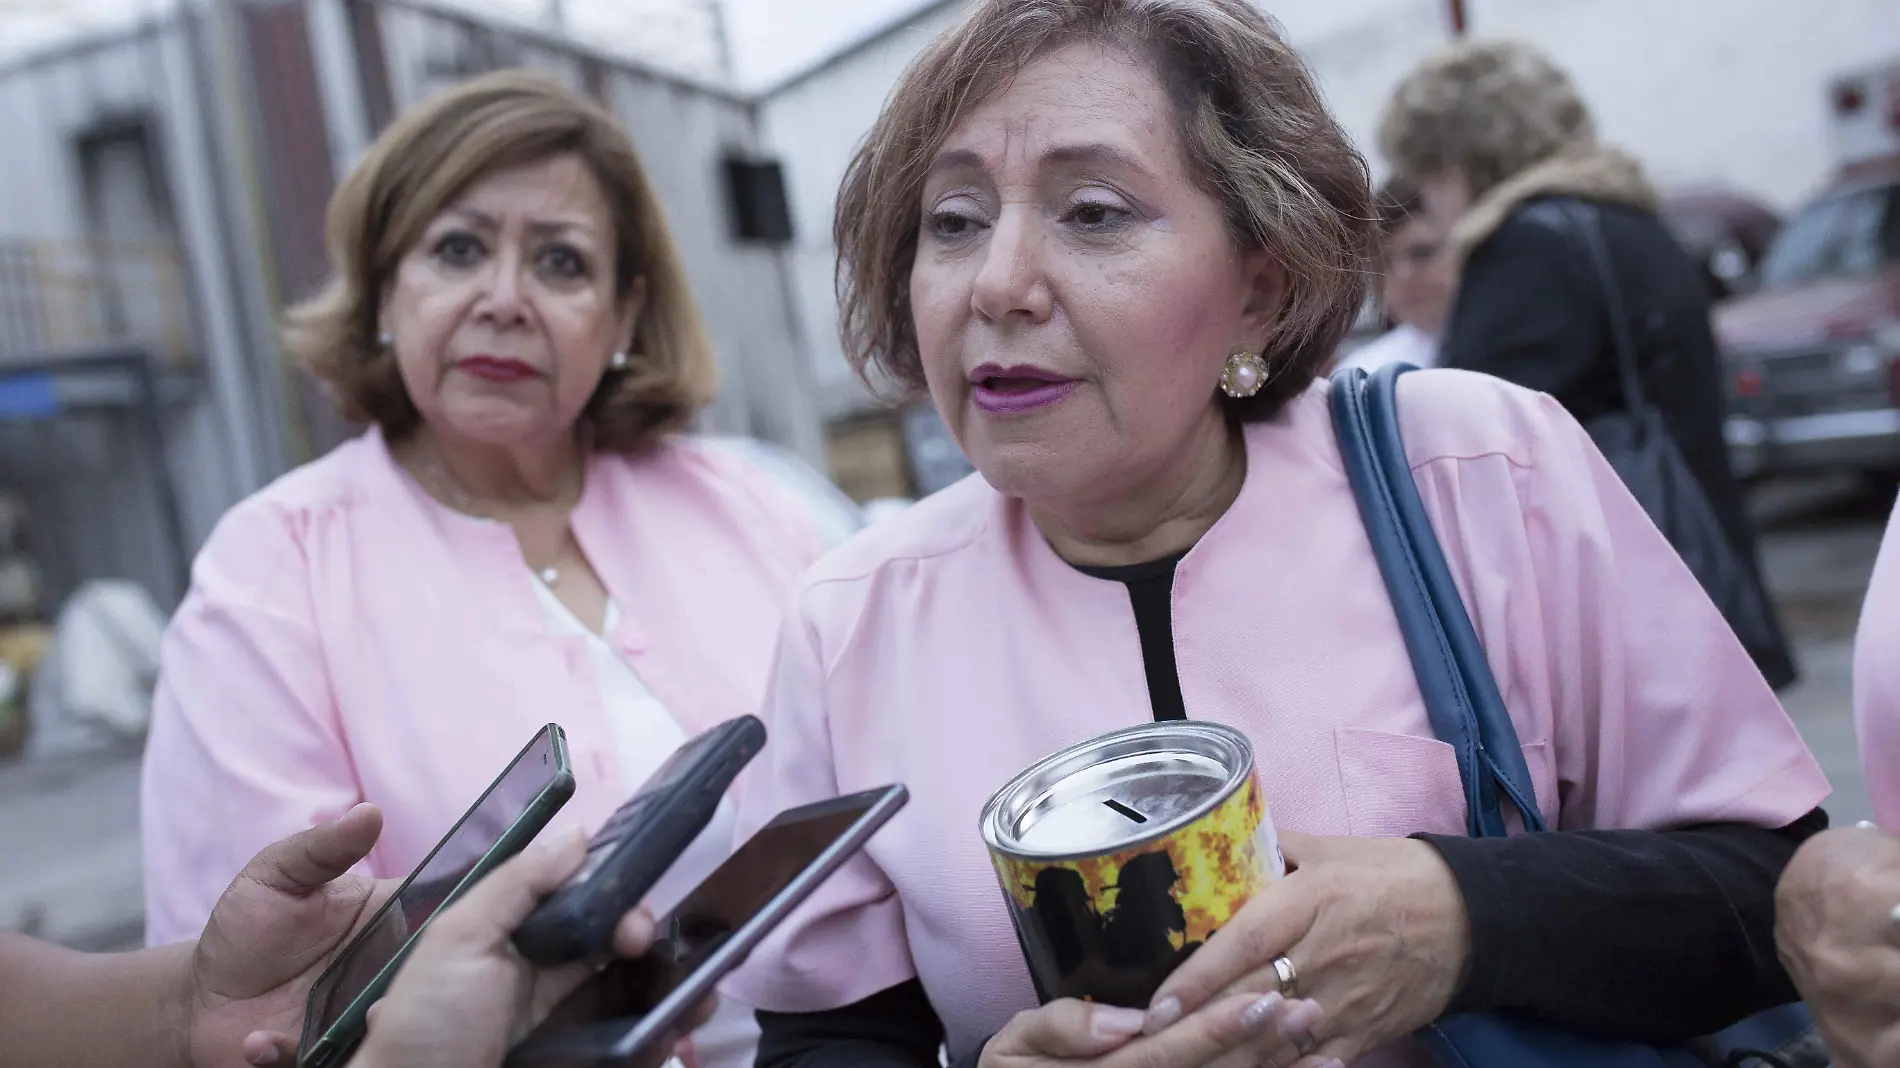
[{"left": 1715, "top": 161, "right": 1900, "bottom": 481}]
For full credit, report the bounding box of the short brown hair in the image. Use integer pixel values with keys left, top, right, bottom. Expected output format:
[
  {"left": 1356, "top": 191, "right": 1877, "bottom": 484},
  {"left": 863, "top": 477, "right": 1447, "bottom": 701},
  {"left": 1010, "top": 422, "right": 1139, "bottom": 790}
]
[
  {"left": 286, "top": 70, "right": 714, "bottom": 453},
  {"left": 833, "top": 0, "right": 1375, "bottom": 421},
  {"left": 1378, "top": 40, "right": 1594, "bottom": 201}
]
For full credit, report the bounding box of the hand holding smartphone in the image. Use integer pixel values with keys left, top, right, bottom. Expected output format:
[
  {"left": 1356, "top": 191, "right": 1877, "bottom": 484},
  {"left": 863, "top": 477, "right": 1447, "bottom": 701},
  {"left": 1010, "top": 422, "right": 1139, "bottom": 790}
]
[
  {"left": 513, "top": 715, "right": 767, "bottom": 966},
  {"left": 507, "top": 784, "right": 911, "bottom": 1068},
  {"left": 297, "top": 724, "right": 577, "bottom": 1068}
]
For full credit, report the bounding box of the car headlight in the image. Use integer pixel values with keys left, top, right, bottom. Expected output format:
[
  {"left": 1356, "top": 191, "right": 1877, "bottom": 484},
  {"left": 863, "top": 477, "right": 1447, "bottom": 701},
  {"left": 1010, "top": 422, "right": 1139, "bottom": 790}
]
[{"left": 1844, "top": 342, "right": 1886, "bottom": 376}]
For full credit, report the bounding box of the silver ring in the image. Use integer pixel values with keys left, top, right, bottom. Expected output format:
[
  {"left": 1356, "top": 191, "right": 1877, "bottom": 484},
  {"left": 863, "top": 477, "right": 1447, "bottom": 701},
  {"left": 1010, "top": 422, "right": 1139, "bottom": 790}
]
[
  {"left": 1291, "top": 1028, "right": 1318, "bottom": 1056},
  {"left": 1273, "top": 955, "right": 1299, "bottom": 1000}
]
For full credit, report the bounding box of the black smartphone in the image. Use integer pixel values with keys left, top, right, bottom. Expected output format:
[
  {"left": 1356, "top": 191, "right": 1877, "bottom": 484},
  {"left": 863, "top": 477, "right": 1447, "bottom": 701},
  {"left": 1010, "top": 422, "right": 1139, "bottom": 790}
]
[
  {"left": 513, "top": 715, "right": 767, "bottom": 966},
  {"left": 297, "top": 724, "right": 577, "bottom": 1068},
  {"left": 505, "top": 784, "right": 910, "bottom": 1068}
]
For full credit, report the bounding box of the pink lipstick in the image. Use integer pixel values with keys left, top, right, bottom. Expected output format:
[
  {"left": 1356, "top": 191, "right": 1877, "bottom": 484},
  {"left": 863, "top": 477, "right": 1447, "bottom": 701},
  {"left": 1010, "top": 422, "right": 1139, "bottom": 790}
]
[
  {"left": 969, "top": 364, "right": 1079, "bottom": 415},
  {"left": 457, "top": 356, "right": 538, "bottom": 383}
]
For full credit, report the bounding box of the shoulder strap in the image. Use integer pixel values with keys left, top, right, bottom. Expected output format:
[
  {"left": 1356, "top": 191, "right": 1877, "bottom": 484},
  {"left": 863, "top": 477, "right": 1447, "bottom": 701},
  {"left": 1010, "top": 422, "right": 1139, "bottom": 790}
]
[
  {"left": 1329, "top": 363, "right": 1547, "bottom": 837},
  {"left": 1531, "top": 198, "right": 1650, "bottom": 416}
]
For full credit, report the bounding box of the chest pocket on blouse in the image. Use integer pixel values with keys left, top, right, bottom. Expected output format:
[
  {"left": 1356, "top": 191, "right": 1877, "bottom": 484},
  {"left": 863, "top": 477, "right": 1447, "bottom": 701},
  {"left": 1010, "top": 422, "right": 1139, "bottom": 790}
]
[{"left": 1334, "top": 727, "right": 1469, "bottom": 838}]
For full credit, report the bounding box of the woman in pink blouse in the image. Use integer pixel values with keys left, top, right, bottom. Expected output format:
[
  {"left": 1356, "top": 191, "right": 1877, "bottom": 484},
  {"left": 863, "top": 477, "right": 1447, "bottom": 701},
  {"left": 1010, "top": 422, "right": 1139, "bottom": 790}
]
[
  {"left": 722, "top": 4, "right": 1830, "bottom": 1068},
  {"left": 1771, "top": 499, "right": 1900, "bottom": 1067},
  {"left": 139, "top": 72, "right": 827, "bottom": 1066}
]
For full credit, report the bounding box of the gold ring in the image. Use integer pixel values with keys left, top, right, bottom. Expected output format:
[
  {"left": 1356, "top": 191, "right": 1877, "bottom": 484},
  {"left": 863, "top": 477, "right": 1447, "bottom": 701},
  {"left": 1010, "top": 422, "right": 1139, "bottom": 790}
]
[{"left": 1273, "top": 955, "right": 1299, "bottom": 1001}]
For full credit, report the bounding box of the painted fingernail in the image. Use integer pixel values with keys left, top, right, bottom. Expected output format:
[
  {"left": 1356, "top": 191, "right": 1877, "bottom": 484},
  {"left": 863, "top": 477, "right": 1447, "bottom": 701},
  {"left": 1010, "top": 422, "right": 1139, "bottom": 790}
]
[
  {"left": 1277, "top": 997, "right": 1325, "bottom": 1039},
  {"left": 1242, "top": 991, "right": 1285, "bottom": 1031},
  {"left": 1316, "top": 1060, "right": 1346, "bottom": 1068},
  {"left": 1091, "top": 1005, "right": 1148, "bottom": 1039},
  {"left": 248, "top": 1049, "right": 280, "bottom": 1066},
  {"left": 1858, "top": 820, "right": 1880, "bottom": 831},
  {"left": 1142, "top": 996, "right": 1181, "bottom": 1035}
]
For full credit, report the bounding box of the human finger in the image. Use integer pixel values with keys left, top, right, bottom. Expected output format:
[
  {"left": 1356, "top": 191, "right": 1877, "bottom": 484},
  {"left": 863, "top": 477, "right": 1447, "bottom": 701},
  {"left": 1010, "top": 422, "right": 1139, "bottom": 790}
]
[
  {"left": 995, "top": 999, "right": 1150, "bottom": 1060},
  {"left": 1099, "top": 992, "right": 1288, "bottom": 1068},
  {"left": 1145, "top": 879, "right": 1313, "bottom": 1032},
  {"left": 240, "top": 1029, "right": 297, "bottom": 1066},
  {"left": 238, "top": 803, "right": 384, "bottom": 898},
  {"left": 429, "top": 828, "right": 589, "bottom": 942},
  {"left": 612, "top": 906, "right": 658, "bottom": 959}
]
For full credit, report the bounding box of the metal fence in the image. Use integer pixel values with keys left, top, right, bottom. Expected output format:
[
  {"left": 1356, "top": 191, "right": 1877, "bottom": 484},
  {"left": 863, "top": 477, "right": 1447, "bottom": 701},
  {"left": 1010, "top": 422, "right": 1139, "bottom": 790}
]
[{"left": 0, "top": 239, "right": 192, "bottom": 363}]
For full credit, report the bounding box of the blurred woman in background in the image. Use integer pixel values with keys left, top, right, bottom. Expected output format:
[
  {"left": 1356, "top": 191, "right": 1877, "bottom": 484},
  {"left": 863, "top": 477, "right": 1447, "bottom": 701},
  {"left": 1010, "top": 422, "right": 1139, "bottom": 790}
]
[
  {"left": 1335, "top": 177, "right": 1455, "bottom": 374},
  {"left": 1377, "top": 40, "right": 1796, "bottom": 688},
  {"left": 139, "top": 70, "right": 826, "bottom": 1068}
]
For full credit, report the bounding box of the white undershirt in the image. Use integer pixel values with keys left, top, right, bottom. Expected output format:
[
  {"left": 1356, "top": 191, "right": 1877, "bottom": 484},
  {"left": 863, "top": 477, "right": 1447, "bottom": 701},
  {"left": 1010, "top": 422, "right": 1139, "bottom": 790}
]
[
  {"left": 531, "top": 579, "right": 759, "bottom": 1068},
  {"left": 1336, "top": 322, "right": 1439, "bottom": 374}
]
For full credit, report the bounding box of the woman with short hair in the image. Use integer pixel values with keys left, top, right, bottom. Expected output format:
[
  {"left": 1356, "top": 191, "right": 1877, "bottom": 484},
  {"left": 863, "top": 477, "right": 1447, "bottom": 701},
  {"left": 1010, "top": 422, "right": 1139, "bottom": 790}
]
[
  {"left": 140, "top": 70, "right": 825, "bottom": 1068},
  {"left": 723, "top": 3, "right": 1829, "bottom": 1067}
]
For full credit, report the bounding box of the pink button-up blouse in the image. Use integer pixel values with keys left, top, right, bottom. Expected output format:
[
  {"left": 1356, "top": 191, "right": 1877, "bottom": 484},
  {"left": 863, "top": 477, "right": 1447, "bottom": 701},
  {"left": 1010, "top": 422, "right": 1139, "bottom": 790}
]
[
  {"left": 1855, "top": 496, "right": 1900, "bottom": 829},
  {"left": 723, "top": 371, "right": 1830, "bottom": 1064},
  {"left": 141, "top": 429, "right": 824, "bottom": 945}
]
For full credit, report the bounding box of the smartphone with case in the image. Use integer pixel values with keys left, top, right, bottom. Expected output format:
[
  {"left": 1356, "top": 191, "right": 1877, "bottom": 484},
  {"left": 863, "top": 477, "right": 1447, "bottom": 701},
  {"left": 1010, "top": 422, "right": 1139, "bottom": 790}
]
[
  {"left": 505, "top": 784, "right": 910, "bottom": 1068},
  {"left": 297, "top": 724, "right": 576, "bottom": 1068},
  {"left": 512, "top": 714, "right": 766, "bottom": 966}
]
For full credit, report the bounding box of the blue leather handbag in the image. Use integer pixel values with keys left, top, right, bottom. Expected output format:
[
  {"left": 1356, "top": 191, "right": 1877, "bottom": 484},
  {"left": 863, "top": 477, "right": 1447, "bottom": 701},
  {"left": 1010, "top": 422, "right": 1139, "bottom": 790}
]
[{"left": 1327, "top": 361, "right": 1825, "bottom": 1068}]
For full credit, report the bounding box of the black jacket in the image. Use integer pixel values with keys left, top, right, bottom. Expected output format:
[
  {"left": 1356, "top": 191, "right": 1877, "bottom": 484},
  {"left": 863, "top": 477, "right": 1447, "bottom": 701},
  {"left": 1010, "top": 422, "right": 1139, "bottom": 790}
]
[{"left": 1440, "top": 185, "right": 1796, "bottom": 688}]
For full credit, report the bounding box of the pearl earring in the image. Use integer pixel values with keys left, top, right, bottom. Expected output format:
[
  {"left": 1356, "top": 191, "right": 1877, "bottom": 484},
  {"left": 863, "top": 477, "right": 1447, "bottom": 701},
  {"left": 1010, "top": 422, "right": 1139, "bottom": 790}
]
[
  {"left": 377, "top": 331, "right": 392, "bottom": 347},
  {"left": 609, "top": 351, "right": 629, "bottom": 370},
  {"left": 1219, "top": 348, "right": 1269, "bottom": 399}
]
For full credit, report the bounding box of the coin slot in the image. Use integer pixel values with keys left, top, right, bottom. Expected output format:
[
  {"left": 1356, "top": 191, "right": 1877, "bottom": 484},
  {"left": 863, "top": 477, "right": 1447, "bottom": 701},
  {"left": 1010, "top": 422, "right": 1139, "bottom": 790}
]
[{"left": 1103, "top": 798, "right": 1148, "bottom": 824}]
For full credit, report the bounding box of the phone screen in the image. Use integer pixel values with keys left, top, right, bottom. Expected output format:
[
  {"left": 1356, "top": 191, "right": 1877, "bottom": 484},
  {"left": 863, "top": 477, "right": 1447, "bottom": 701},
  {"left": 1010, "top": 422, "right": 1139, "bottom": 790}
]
[
  {"left": 535, "top": 792, "right": 883, "bottom": 1031},
  {"left": 306, "top": 728, "right": 565, "bottom": 1042}
]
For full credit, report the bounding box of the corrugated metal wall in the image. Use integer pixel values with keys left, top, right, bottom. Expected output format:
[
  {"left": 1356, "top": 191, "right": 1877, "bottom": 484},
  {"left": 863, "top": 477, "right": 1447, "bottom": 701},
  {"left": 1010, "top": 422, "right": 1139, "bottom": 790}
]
[
  {"left": 0, "top": 17, "right": 261, "bottom": 610},
  {"left": 0, "top": 0, "right": 828, "bottom": 612}
]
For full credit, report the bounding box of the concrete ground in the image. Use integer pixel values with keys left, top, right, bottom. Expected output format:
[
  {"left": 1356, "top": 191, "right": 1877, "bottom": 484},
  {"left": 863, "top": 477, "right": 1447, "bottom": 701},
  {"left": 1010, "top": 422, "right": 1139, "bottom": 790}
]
[{"left": 0, "top": 476, "right": 1889, "bottom": 953}]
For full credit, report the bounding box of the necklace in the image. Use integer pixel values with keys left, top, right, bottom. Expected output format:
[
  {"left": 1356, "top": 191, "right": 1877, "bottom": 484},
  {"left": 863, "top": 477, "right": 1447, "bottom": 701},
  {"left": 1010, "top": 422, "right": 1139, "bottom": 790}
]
[{"left": 418, "top": 452, "right": 570, "bottom": 587}]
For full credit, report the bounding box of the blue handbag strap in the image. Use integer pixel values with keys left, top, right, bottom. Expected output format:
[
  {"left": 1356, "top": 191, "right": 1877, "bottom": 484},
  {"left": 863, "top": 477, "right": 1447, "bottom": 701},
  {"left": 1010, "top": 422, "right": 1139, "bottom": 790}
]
[{"left": 1330, "top": 363, "right": 1547, "bottom": 837}]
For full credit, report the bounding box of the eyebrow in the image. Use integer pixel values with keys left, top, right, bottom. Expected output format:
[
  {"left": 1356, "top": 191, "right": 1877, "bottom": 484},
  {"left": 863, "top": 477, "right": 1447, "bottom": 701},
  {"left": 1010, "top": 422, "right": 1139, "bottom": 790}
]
[
  {"left": 444, "top": 206, "right": 597, "bottom": 237},
  {"left": 924, "top": 141, "right": 1153, "bottom": 181}
]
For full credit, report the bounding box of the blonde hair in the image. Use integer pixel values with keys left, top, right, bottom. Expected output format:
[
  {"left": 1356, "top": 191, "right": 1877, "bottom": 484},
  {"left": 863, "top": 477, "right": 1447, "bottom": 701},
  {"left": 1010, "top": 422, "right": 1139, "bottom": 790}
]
[
  {"left": 1378, "top": 39, "right": 1595, "bottom": 199},
  {"left": 285, "top": 70, "right": 714, "bottom": 453},
  {"left": 834, "top": 0, "right": 1375, "bottom": 420}
]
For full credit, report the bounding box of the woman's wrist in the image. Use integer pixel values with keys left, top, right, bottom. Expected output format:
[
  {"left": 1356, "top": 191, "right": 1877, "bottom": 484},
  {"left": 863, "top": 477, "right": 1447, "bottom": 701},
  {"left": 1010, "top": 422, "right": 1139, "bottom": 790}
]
[{"left": 1409, "top": 833, "right": 1501, "bottom": 1015}]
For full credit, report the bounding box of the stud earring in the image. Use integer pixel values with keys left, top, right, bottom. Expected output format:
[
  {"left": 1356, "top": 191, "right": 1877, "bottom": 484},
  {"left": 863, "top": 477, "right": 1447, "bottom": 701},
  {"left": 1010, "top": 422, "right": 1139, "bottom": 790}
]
[
  {"left": 377, "top": 331, "right": 392, "bottom": 348},
  {"left": 609, "top": 351, "right": 629, "bottom": 370},
  {"left": 1219, "top": 348, "right": 1270, "bottom": 399}
]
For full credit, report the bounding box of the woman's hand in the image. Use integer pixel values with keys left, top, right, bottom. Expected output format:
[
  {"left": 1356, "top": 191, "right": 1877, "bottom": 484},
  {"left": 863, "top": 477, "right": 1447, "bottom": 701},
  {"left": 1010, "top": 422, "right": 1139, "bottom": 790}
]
[
  {"left": 1143, "top": 831, "right": 1469, "bottom": 1067},
  {"left": 349, "top": 829, "right": 709, "bottom": 1068},
  {"left": 979, "top": 992, "right": 1294, "bottom": 1068},
  {"left": 1775, "top": 823, "right": 1900, "bottom": 1068}
]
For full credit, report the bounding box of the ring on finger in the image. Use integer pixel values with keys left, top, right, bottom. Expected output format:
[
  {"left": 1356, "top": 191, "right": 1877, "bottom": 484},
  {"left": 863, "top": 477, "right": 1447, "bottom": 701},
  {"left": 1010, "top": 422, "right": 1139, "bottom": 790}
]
[{"left": 1272, "top": 955, "right": 1300, "bottom": 1001}]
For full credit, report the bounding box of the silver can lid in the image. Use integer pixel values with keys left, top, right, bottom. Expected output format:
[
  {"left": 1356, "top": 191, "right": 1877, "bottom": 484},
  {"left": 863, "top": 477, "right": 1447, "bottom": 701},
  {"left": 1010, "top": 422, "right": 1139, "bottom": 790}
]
[{"left": 980, "top": 721, "right": 1254, "bottom": 860}]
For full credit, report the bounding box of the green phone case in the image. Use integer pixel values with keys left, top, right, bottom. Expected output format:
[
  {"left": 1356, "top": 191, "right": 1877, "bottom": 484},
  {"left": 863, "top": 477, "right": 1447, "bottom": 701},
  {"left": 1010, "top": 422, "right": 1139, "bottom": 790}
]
[{"left": 297, "top": 723, "right": 577, "bottom": 1068}]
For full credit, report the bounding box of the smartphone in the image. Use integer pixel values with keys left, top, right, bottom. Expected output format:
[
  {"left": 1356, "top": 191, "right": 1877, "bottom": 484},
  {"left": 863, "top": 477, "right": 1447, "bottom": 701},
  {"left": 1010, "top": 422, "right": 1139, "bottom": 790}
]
[
  {"left": 297, "top": 723, "right": 577, "bottom": 1068},
  {"left": 505, "top": 784, "right": 910, "bottom": 1068},
  {"left": 513, "top": 715, "right": 767, "bottom": 965}
]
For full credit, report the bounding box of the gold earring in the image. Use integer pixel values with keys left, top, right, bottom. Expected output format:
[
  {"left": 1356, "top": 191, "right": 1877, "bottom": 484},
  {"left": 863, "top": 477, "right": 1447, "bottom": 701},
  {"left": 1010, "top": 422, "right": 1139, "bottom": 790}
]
[{"left": 1220, "top": 348, "right": 1269, "bottom": 398}]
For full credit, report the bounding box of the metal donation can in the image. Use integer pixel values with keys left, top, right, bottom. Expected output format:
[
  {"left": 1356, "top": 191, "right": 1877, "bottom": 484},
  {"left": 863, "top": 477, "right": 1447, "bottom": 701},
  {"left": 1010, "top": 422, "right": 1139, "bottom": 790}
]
[{"left": 979, "top": 721, "right": 1283, "bottom": 1008}]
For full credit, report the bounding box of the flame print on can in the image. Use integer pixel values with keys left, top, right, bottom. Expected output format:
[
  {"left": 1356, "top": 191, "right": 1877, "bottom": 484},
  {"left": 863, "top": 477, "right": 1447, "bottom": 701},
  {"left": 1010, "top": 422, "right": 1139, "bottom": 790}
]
[{"left": 989, "top": 770, "right": 1281, "bottom": 1007}]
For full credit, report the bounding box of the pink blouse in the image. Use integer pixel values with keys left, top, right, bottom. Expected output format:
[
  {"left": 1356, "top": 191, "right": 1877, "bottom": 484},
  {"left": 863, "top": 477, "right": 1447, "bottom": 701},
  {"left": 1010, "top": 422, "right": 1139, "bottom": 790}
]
[
  {"left": 1855, "top": 496, "right": 1900, "bottom": 829},
  {"left": 141, "top": 429, "right": 824, "bottom": 945},
  {"left": 723, "top": 371, "right": 1830, "bottom": 1065}
]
